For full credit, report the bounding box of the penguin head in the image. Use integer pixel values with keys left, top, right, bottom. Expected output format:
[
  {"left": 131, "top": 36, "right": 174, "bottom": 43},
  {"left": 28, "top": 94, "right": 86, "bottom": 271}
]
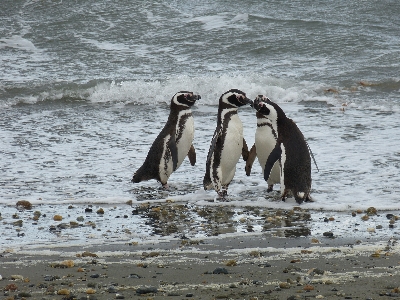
[
  {"left": 220, "top": 89, "right": 253, "bottom": 108},
  {"left": 171, "top": 91, "right": 201, "bottom": 108},
  {"left": 252, "top": 95, "right": 283, "bottom": 124}
]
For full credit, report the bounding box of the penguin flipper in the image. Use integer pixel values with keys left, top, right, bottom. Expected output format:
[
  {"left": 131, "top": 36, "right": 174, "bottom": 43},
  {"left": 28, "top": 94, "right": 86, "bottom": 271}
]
[
  {"left": 264, "top": 144, "right": 282, "bottom": 182},
  {"left": 245, "top": 144, "right": 257, "bottom": 176},
  {"left": 188, "top": 144, "right": 196, "bottom": 166},
  {"left": 168, "top": 135, "right": 179, "bottom": 171},
  {"left": 242, "top": 138, "right": 249, "bottom": 161}
]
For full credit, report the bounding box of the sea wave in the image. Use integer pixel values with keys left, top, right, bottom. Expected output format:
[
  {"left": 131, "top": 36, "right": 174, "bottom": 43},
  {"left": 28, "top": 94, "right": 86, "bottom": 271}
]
[{"left": 2, "top": 74, "right": 399, "bottom": 110}]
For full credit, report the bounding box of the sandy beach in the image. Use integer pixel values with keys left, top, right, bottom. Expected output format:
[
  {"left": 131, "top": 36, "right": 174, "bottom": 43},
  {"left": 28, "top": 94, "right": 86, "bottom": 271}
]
[{"left": 1, "top": 227, "right": 400, "bottom": 300}]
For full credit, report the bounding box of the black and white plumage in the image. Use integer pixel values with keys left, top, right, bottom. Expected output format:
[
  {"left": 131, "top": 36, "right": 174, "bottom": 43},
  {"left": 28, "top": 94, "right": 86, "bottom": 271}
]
[
  {"left": 203, "top": 89, "right": 253, "bottom": 199},
  {"left": 132, "top": 91, "right": 200, "bottom": 188},
  {"left": 245, "top": 111, "right": 280, "bottom": 192},
  {"left": 252, "top": 95, "right": 312, "bottom": 204}
]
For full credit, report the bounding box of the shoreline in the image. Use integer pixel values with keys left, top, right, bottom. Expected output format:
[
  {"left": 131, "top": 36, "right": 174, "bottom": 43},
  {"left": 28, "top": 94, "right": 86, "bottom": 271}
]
[
  {"left": 1, "top": 203, "right": 400, "bottom": 299},
  {"left": 1, "top": 234, "right": 400, "bottom": 299}
]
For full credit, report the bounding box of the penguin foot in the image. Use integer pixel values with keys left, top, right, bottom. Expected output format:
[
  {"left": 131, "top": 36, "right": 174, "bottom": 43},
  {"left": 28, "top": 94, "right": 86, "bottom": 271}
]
[
  {"left": 267, "top": 185, "right": 274, "bottom": 192},
  {"left": 217, "top": 190, "right": 228, "bottom": 201},
  {"left": 162, "top": 183, "right": 169, "bottom": 190}
]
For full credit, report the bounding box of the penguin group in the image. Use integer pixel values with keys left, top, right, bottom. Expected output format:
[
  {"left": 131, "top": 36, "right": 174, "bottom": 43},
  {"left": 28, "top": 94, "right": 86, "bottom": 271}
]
[{"left": 132, "top": 89, "right": 315, "bottom": 204}]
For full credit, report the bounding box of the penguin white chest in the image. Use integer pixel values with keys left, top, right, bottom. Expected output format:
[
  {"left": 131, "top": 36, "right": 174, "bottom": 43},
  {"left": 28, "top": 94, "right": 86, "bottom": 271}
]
[
  {"left": 255, "top": 124, "right": 280, "bottom": 185},
  {"left": 159, "top": 134, "right": 174, "bottom": 184},
  {"left": 220, "top": 114, "right": 243, "bottom": 184},
  {"left": 175, "top": 112, "right": 194, "bottom": 168}
]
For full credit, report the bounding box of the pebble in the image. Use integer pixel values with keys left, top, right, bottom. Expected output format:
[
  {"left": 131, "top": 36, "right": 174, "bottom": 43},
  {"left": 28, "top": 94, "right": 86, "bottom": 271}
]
[
  {"left": 212, "top": 267, "right": 229, "bottom": 274},
  {"left": 136, "top": 286, "right": 158, "bottom": 294},
  {"left": 44, "top": 275, "right": 58, "bottom": 281},
  {"left": 323, "top": 231, "right": 334, "bottom": 238}
]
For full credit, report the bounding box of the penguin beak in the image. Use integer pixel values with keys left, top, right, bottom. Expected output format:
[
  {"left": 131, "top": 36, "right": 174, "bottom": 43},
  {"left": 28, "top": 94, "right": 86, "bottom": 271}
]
[
  {"left": 244, "top": 97, "right": 253, "bottom": 106},
  {"left": 252, "top": 98, "right": 261, "bottom": 110}
]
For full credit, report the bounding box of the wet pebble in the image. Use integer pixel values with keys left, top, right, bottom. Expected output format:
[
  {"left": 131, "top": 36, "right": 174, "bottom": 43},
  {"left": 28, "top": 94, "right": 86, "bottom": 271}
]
[
  {"left": 128, "top": 273, "right": 142, "bottom": 279},
  {"left": 136, "top": 286, "right": 158, "bottom": 294},
  {"left": 90, "top": 274, "right": 100, "bottom": 278},
  {"left": 115, "top": 294, "right": 125, "bottom": 299},
  {"left": 44, "top": 275, "right": 58, "bottom": 281},
  {"left": 107, "top": 286, "right": 117, "bottom": 293},
  {"left": 18, "top": 292, "right": 32, "bottom": 297},
  {"left": 212, "top": 267, "right": 229, "bottom": 274},
  {"left": 258, "top": 263, "right": 272, "bottom": 268},
  {"left": 323, "top": 231, "right": 334, "bottom": 238}
]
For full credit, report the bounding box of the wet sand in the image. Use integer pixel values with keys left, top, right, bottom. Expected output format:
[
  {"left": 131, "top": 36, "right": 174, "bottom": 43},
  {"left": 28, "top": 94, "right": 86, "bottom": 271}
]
[{"left": 1, "top": 234, "right": 400, "bottom": 300}]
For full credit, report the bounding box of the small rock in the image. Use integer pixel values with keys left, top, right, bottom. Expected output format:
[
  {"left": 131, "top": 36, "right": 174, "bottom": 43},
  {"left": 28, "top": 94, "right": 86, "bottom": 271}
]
[
  {"left": 136, "top": 286, "right": 158, "bottom": 294},
  {"left": 53, "top": 215, "right": 63, "bottom": 221},
  {"left": 57, "top": 289, "right": 70, "bottom": 295},
  {"left": 323, "top": 232, "right": 334, "bottom": 238},
  {"left": 279, "top": 282, "right": 290, "bottom": 289},
  {"left": 212, "top": 267, "right": 228, "bottom": 274},
  {"left": 107, "top": 286, "right": 117, "bottom": 293},
  {"left": 44, "top": 275, "right": 58, "bottom": 281},
  {"left": 4, "top": 283, "right": 18, "bottom": 291},
  {"left": 90, "top": 274, "right": 100, "bottom": 278},
  {"left": 18, "top": 292, "right": 32, "bottom": 297},
  {"left": 186, "top": 293, "right": 194, "bottom": 297},
  {"left": 16, "top": 200, "right": 32, "bottom": 210},
  {"left": 115, "top": 294, "right": 125, "bottom": 299}
]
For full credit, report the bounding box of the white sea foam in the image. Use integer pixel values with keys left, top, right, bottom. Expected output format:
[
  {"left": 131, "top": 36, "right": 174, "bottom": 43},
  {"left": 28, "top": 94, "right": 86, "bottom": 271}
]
[{"left": 0, "top": 35, "right": 37, "bottom": 51}]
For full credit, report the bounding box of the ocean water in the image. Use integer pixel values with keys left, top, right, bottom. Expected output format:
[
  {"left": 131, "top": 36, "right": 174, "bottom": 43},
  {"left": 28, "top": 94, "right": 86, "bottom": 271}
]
[{"left": 1, "top": 0, "right": 400, "bottom": 250}]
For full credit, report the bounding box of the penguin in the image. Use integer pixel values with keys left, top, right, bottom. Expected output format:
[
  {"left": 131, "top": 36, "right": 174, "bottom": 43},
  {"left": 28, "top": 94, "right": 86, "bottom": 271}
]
[
  {"left": 132, "top": 91, "right": 201, "bottom": 189},
  {"left": 203, "top": 89, "right": 253, "bottom": 199},
  {"left": 245, "top": 111, "right": 281, "bottom": 192},
  {"left": 251, "top": 95, "right": 312, "bottom": 204}
]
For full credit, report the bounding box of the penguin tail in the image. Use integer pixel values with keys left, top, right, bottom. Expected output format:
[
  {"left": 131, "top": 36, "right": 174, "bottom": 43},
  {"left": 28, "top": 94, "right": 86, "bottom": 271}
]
[{"left": 131, "top": 173, "right": 141, "bottom": 183}]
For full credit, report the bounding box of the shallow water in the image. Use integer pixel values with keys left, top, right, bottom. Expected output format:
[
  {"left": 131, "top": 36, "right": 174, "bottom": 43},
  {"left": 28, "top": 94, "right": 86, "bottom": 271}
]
[{"left": 1, "top": 1, "right": 400, "bottom": 249}]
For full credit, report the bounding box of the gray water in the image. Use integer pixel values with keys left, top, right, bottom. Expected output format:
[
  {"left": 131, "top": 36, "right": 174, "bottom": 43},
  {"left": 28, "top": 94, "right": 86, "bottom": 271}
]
[{"left": 1, "top": 0, "right": 399, "bottom": 208}]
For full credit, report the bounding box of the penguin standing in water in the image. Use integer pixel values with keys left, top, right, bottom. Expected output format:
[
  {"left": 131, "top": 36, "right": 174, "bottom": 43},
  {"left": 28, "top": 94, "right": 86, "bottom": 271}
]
[
  {"left": 132, "top": 91, "right": 201, "bottom": 189},
  {"left": 251, "top": 95, "right": 312, "bottom": 204},
  {"left": 203, "top": 89, "right": 253, "bottom": 199},
  {"left": 245, "top": 111, "right": 281, "bottom": 192}
]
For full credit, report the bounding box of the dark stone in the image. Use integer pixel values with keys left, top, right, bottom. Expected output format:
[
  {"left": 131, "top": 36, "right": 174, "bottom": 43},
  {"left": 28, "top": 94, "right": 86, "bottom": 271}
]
[
  {"left": 136, "top": 286, "right": 158, "bottom": 294},
  {"left": 323, "top": 231, "right": 334, "bottom": 237},
  {"left": 313, "top": 268, "right": 325, "bottom": 275},
  {"left": 90, "top": 274, "right": 100, "bottom": 278},
  {"left": 212, "top": 267, "right": 228, "bottom": 274}
]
